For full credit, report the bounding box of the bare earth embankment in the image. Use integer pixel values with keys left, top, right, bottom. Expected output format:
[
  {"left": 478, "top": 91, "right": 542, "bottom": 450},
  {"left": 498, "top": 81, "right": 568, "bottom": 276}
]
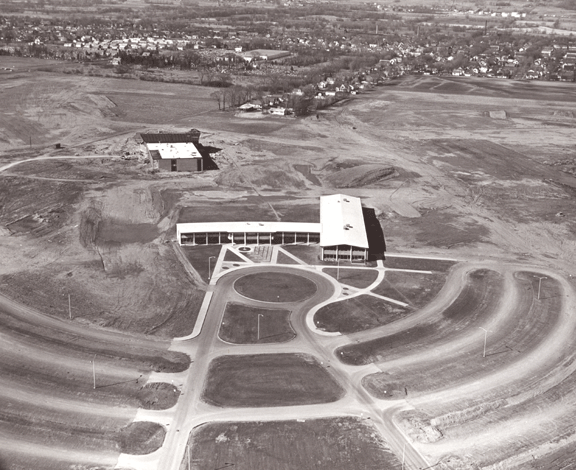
[{"left": 2, "top": 64, "right": 576, "bottom": 470}]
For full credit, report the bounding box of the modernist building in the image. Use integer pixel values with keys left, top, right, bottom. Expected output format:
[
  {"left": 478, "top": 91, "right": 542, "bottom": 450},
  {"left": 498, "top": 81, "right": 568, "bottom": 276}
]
[
  {"left": 319, "top": 194, "right": 370, "bottom": 262},
  {"left": 177, "top": 221, "right": 321, "bottom": 246},
  {"left": 140, "top": 130, "right": 204, "bottom": 172},
  {"left": 177, "top": 194, "right": 374, "bottom": 262}
]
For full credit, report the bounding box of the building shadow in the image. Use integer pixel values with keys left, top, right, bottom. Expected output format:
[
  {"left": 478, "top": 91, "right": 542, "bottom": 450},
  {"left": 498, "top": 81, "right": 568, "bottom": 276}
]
[
  {"left": 196, "top": 144, "right": 220, "bottom": 171},
  {"left": 363, "top": 207, "right": 386, "bottom": 262}
]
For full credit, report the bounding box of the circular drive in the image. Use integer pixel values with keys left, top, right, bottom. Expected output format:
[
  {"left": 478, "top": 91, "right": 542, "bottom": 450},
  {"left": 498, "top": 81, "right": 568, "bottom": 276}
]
[{"left": 234, "top": 272, "right": 317, "bottom": 303}]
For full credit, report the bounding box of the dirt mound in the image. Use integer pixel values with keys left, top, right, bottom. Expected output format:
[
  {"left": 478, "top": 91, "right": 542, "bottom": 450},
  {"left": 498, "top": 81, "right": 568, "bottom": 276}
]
[
  {"left": 553, "top": 110, "right": 575, "bottom": 118},
  {"left": 118, "top": 422, "right": 165, "bottom": 455},
  {"left": 323, "top": 159, "right": 366, "bottom": 171},
  {"left": 215, "top": 164, "right": 306, "bottom": 189},
  {"left": 487, "top": 110, "right": 508, "bottom": 119},
  {"left": 137, "top": 382, "right": 180, "bottom": 410},
  {"left": 325, "top": 164, "right": 397, "bottom": 188}
]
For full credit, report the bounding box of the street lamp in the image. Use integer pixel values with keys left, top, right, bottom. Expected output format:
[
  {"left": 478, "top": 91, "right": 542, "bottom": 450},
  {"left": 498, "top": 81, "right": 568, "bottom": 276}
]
[
  {"left": 92, "top": 354, "right": 97, "bottom": 389},
  {"left": 534, "top": 275, "right": 547, "bottom": 300},
  {"left": 479, "top": 327, "right": 490, "bottom": 358},
  {"left": 257, "top": 313, "right": 264, "bottom": 341},
  {"left": 208, "top": 256, "right": 216, "bottom": 280}
]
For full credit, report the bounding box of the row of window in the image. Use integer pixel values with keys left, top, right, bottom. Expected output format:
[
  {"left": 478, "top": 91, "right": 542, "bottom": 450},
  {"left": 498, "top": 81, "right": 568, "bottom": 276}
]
[{"left": 180, "top": 231, "right": 321, "bottom": 245}]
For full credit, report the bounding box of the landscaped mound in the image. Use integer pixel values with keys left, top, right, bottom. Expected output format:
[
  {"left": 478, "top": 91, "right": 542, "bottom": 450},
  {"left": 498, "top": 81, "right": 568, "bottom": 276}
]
[
  {"left": 234, "top": 272, "right": 317, "bottom": 302},
  {"left": 202, "top": 353, "right": 344, "bottom": 407},
  {"left": 325, "top": 164, "right": 397, "bottom": 188},
  {"left": 118, "top": 422, "right": 165, "bottom": 455},
  {"left": 137, "top": 382, "right": 180, "bottom": 410}
]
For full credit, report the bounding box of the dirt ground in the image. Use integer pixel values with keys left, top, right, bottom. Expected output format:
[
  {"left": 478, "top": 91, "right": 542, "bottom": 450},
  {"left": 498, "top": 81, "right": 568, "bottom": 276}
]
[
  {"left": 3, "top": 64, "right": 576, "bottom": 469},
  {"left": 184, "top": 417, "right": 402, "bottom": 470}
]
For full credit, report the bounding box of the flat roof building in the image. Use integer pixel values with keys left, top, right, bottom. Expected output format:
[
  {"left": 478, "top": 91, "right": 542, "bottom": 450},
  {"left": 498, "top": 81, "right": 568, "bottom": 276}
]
[
  {"left": 176, "top": 194, "right": 379, "bottom": 262},
  {"left": 140, "top": 131, "right": 204, "bottom": 172},
  {"left": 319, "top": 194, "right": 369, "bottom": 262}
]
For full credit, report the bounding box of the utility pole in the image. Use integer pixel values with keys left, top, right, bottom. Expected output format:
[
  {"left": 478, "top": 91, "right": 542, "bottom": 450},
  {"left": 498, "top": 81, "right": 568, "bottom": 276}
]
[
  {"left": 534, "top": 276, "right": 547, "bottom": 300},
  {"left": 68, "top": 294, "right": 71, "bottom": 320},
  {"left": 208, "top": 256, "right": 216, "bottom": 280},
  {"left": 337, "top": 257, "right": 340, "bottom": 281},
  {"left": 257, "top": 313, "right": 263, "bottom": 341},
  {"left": 92, "top": 354, "right": 96, "bottom": 389},
  {"left": 479, "top": 327, "right": 489, "bottom": 358}
]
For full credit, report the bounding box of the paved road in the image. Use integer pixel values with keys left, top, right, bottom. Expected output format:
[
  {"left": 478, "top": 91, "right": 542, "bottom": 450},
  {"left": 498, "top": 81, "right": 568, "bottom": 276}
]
[
  {"left": 0, "top": 154, "right": 120, "bottom": 174},
  {"left": 118, "top": 264, "right": 430, "bottom": 470}
]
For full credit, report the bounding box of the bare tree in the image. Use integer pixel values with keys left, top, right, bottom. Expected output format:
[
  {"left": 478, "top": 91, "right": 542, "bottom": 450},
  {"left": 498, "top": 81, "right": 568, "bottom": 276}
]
[{"left": 210, "top": 90, "right": 222, "bottom": 110}]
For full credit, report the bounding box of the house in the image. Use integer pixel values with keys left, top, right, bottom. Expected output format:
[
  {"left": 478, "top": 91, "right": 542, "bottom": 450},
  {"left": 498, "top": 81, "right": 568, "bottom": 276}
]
[{"left": 269, "top": 107, "right": 288, "bottom": 116}]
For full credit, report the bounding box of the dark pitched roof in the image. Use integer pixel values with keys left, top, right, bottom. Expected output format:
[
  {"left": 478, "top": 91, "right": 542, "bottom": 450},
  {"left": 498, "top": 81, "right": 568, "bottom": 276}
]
[{"left": 140, "top": 132, "right": 200, "bottom": 144}]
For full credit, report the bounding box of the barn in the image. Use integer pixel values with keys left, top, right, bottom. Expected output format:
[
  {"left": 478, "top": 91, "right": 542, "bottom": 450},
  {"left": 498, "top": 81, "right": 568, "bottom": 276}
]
[{"left": 141, "top": 130, "right": 204, "bottom": 172}]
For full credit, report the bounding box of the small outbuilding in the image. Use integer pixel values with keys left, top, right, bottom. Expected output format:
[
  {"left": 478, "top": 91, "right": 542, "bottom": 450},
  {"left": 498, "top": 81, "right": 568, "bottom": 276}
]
[{"left": 141, "top": 130, "right": 204, "bottom": 172}]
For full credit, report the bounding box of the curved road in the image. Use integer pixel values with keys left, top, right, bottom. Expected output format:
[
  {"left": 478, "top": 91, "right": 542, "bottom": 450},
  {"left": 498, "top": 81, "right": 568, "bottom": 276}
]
[{"left": 119, "top": 264, "right": 429, "bottom": 470}]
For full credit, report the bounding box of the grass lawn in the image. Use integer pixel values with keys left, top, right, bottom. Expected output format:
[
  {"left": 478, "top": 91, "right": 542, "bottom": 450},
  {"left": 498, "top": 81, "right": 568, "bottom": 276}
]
[
  {"left": 178, "top": 201, "right": 277, "bottom": 224},
  {"left": 373, "top": 271, "right": 448, "bottom": 308},
  {"left": 281, "top": 245, "right": 323, "bottom": 265},
  {"left": 323, "top": 268, "right": 379, "bottom": 288},
  {"left": 276, "top": 250, "right": 300, "bottom": 264},
  {"left": 384, "top": 257, "right": 457, "bottom": 272},
  {"left": 337, "top": 269, "right": 503, "bottom": 367},
  {"left": 202, "top": 354, "right": 344, "bottom": 407},
  {"left": 182, "top": 245, "right": 224, "bottom": 281},
  {"left": 119, "top": 422, "right": 165, "bottom": 455},
  {"left": 234, "top": 272, "right": 317, "bottom": 302},
  {"left": 219, "top": 303, "right": 295, "bottom": 344},
  {"left": 315, "top": 295, "right": 409, "bottom": 334},
  {"left": 184, "top": 417, "right": 402, "bottom": 470},
  {"left": 224, "top": 249, "right": 246, "bottom": 262}
]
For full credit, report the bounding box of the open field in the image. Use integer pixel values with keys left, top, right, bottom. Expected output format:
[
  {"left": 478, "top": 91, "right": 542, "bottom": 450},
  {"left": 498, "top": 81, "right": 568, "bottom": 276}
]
[
  {"left": 202, "top": 354, "right": 344, "bottom": 407},
  {"left": 184, "top": 417, "right": 402, "bottom": 470},
  {"left": 2, "top": 64, "right": 576, "bottom": 469}
]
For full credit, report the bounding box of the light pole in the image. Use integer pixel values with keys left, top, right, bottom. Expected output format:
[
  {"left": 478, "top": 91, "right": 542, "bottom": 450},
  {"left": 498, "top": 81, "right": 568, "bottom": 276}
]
[
  {"left": 479, "top": 327, "right": 490, "bottom": 358},
  {"left": 534, "top": 275, "right": 547, "bottom": 300},
  {"left": 208, "top": 256, "right": 216, "bottom": 280},
  {"left": 92, "top": 354, "right": 97, "bottom": 389},
  {"left": 257, "top": 313, "right": 263, "bottom": 341},
  {"left": 337, "top": 257, "right": 340, "bottom": 281}
]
